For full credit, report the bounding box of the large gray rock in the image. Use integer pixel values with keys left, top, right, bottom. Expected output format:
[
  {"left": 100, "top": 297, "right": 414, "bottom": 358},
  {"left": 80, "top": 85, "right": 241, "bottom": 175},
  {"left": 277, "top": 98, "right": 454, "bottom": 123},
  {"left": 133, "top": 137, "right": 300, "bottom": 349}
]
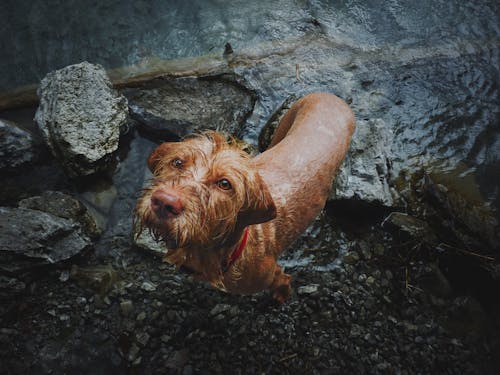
[
  {"left": 125, "top": 75, "right": 255, "bottom": 138},
  {"left": 0, "top": 207, "right": 91, "bottom": 273},
  {"left": 19, "top": 190, "right": 101, "bottom": 239},
  {"left": 332, "top": 118, "right": 396, "bottom": 206},
  {"left": 34, "top": 62, "right": 128, "bottom": 177},
  {"left": 0, "top": 119, "right": 38, "bottom": 171}
]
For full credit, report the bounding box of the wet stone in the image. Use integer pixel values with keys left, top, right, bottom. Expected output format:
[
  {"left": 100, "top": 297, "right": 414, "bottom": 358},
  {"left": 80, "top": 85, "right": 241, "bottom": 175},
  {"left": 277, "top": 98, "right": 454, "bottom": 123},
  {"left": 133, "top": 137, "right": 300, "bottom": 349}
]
[
  {"left": 136, "top": 312, "right": 147, "bottom": 321},
  {"left": 136, "top": 332, "right": 150, "bottom": 347},
  {"left": 70, "top": 265, "right": 118, "bottom": 295},
  {"left": 141, "top": 281, "right": 157, "bottom": 292},
  {"left": 210, "top": 304, "right": 231, "bottom": 316},
  {"left": 343, "top": 251, "right": 360, "bottom": 264},
  {"left": 120, "top": 300, "right": 134, "bottom": 316},
  {"left": 0, "top": 119, "right": 39, "bottom": 171},
  {"left": 366, "top": 276, "right": 376, "bottom": 286},
  {"left": 0, "top": 207, "right": 91, "bottom": 273},
  {"left": 297, "top": 284, "right": 319, "bottom": 295},
  {"left": 125, "top": 75, "right": 255, "bottom": 139},
  {"left": 19, "top": 190, "right": 101, "bottom": 239},
  {"left": 35, "top": 62, "right": 128, "bottom": 177}
]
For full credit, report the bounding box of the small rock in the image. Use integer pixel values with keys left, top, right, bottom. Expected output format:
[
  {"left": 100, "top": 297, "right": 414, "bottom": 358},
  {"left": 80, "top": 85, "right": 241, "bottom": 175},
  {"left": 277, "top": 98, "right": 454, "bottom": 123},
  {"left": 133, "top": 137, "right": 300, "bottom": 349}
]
[
  {"left": 383, "top": 212, "right": 439, "bottom": 245},
  {"left": 166, "top": 310, "right": 177, "bottom": 321},
  {"left": 210, "top": 304, "right": 231, "bottom": 316},
  {"left": 297, "top": 284, "right": 319, "bottom": 295},
  {"left": 120, "top": 300, "right": 134, "bottom": 316},
  {"left": 70, "top": 265, "right": 118, "bottom": 295},
  {"left": 374, "top": 244, "right": 385, "bottom": 256},
  {"left": 0, "top": 119, "right": 39, "bottom": 171},
  {"left": 59, "top": 270, "right": 70, "bottom": 282},
  {"left": 136, "top": 332, "right": 150, "bottom": 347},
  {"left": 366, "top": 276, "right": 376, "bottom": 285},
  {"left": 136, "top": 312, "right": 147, "bottom": 321},
  {"left": 343, "top": 251, "right": 360, "bottom": 264},
  {"left": 161, "top": 335, "right": 171, "bottom": 343},
  {"left": 229, "top": 306, "right": 240, "bottom": 317},
  {"left": 128, "top": 343, "right": 140, "bottom": 362},
  {"left": 141, "top": 281, "right": 157, "bottom": 292},
  {"left": 59, "top": 314, "right": 70, "bottom": 321}
]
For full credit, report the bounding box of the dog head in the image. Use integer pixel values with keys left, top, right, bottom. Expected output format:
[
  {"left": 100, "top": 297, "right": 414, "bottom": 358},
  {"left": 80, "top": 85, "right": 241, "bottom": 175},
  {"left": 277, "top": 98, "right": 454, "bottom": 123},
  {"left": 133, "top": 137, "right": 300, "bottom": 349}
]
[{"left": 135, "top": 131, "right": 276, "bottom": 250}]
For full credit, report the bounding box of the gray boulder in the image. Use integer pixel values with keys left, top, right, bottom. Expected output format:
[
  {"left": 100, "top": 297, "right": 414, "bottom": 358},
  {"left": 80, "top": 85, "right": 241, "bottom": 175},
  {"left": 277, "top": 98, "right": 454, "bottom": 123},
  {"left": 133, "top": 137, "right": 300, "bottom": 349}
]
[
  {"left": 125, "top": 75, "right": 255, "bottom": 138},
  {"left": 0, "top": 207, "right": 91, "bottom": 273},
  {"left": 19, "top": 190, "right": 101, "bottom": 239},
  {"left": 332, "top": 118, "right": 396, "bottom": 206},
  {"left": 34, "top": 62, "right": 128, "bottom": 177},
  {"left": 0, "top": 119, "right": 38, "bottom": 171}
]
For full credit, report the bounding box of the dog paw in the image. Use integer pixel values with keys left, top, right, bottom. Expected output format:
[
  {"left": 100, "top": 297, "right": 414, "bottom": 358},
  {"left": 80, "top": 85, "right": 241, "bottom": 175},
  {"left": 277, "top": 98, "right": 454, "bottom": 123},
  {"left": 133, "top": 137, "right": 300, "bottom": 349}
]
[{"left": 272, "top": 284, "right": 292, "bottom": 304}]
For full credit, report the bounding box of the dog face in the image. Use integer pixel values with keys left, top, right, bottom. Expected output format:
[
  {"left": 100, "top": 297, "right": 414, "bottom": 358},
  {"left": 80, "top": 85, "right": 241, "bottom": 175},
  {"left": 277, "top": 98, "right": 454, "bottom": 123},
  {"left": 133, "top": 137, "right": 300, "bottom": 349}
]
[{"left": 135, "top": 132, "right": 276, "bottom": 250}]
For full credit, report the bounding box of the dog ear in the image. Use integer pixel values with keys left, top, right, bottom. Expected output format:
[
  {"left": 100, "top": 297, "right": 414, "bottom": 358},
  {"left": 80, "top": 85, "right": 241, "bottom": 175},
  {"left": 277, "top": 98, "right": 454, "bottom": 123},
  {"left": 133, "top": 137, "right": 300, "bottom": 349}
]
[
  {"left": 239, "top": 172, "right": 277, "bottom": 225},
  {"left": 147, "top": 143, "right": 174, "bottom": 173}
]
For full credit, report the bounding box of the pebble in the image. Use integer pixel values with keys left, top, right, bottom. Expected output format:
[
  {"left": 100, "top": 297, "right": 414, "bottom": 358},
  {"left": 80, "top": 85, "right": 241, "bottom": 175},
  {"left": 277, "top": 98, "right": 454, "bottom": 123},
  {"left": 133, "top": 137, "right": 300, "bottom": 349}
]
[
  {"left": 366, "top": 276, "right": 376, "bottom": 285},
  {"left": 161, "top": 335, "right": 171, "bottom": 343},
  {"left": 343, "top": 251, "right": 360, "bottom": 264},
  {"left": 128, "top": 344, "right": 140, "bottom": 361},
  {"left": 141, "top": 281, "right": 157, "bottom": 292},
  {"left": 210, "top": 304, "right": 231, "bottom": 316},
  {"left": 120, "top": 300, "right": 134, "bottom": 316},
  {"left": 136, "top": 332, "right": 150, "bottom": 346},
  {"left": 136, "top": 312, "right": 147, "bottom": 321},
  {"left": 374, "top": 244, "right": 385, "bottom": 256},
  {"left": 59, "top": 270, "right": 70, "bottom": 282},
  {"left": 297, "top": 284, "right": 319, "bottom": 295}
]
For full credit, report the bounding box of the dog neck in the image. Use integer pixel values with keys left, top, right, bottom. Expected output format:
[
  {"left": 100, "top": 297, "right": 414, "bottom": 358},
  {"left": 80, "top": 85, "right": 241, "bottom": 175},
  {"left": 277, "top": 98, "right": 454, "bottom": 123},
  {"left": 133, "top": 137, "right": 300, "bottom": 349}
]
[
  {"left": 170, "top": 227, "right": 250, "bottom": 278},
  {"left": 221, "top": 227, "right": 249, "bottom": 272}
]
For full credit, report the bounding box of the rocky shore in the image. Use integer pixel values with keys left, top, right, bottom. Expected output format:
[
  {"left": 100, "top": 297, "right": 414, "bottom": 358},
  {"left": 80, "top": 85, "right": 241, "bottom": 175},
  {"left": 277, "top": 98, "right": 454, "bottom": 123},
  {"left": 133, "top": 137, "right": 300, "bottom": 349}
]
[{"left": 1, "top": 33, "right": 499, "bottom": 374}]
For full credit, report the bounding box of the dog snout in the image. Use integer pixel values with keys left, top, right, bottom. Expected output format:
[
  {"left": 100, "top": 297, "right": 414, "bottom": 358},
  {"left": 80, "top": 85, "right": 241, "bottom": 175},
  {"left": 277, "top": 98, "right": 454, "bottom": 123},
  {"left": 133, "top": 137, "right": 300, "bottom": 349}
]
[{"left": 150, "top": 189, "right": 184, "bottom": 218}]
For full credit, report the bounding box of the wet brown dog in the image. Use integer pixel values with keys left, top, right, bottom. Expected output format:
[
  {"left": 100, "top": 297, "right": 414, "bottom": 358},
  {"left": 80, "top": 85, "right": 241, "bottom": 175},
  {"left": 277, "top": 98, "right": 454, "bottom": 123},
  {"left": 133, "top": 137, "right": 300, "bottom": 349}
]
[{"left": 135, "top": 92, "right": 355, "bottom": 302}]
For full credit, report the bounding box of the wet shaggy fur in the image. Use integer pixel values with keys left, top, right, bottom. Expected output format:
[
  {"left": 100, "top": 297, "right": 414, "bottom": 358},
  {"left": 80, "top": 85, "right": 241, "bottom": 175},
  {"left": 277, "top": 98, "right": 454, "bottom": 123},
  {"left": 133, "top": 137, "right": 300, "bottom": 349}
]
[
  {"left": 135, "top": 92, "right": 355, "bottom": 301},
  {"left": 136, "top": 132, "right": 276, "bottom": 289}
]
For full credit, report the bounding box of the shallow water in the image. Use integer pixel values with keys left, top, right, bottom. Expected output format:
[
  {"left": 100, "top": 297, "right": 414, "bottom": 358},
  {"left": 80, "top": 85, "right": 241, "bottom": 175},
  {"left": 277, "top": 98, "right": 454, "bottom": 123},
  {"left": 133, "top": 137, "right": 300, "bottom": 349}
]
[
  {"left": 1, "top": 0, "right": 499, "bottom": 223},
  {"left": 2, "top": 0, "right": 499, "bottom": 89}
]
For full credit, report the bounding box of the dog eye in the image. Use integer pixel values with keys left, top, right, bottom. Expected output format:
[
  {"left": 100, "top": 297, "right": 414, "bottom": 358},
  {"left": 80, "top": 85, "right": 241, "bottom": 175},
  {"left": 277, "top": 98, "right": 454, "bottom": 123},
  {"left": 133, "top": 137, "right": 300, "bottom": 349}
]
[
  {"left": 217, "top": 179, "right": 232, "bottom": 190},
  {"left": 171, "top": 158, "right": 183, "bottom": 168}
]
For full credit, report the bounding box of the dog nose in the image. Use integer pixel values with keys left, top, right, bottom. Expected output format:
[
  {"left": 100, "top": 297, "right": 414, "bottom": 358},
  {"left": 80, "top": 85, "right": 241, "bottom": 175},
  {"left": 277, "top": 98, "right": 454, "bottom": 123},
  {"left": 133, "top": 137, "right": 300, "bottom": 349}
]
[{"left": 150, "top": 189, "right": 184, "bottom": 218}]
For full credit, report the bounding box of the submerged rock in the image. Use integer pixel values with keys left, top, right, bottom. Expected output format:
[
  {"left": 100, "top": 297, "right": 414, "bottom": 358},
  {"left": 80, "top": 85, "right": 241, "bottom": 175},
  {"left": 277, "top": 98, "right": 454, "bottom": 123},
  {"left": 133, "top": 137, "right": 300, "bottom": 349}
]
[
  {"left": 0, "top": 119, "right": 38, "bottom": 171},
  {"left": 383, "top": 212, "right": 438, "bottom": 246},
  {"left": 421, "top": 174, "right": 499, "bottom": 249},
  {"left": 34, "top": 62, "right": 128, "bottom": 177},
  {"left": 125, "top": 75, "right": 255, "bottom": 139},
  {"left": 0, "top": 207, "right": 91, "bottom": 273}
]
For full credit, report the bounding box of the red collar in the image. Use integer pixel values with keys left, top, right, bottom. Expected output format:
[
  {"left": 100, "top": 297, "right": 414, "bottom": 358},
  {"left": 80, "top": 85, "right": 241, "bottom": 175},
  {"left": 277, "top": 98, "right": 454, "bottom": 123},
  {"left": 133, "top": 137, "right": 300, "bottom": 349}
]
[{"left": 222, "top": 228, "right": 249, "bottom": 273}]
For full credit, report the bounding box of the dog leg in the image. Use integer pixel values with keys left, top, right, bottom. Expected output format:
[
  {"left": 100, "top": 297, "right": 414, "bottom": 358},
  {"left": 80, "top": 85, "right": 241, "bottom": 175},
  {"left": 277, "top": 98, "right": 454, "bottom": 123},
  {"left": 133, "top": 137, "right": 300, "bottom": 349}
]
[{"left": 270, "top": 265, "right": 292, "bottom": 303}]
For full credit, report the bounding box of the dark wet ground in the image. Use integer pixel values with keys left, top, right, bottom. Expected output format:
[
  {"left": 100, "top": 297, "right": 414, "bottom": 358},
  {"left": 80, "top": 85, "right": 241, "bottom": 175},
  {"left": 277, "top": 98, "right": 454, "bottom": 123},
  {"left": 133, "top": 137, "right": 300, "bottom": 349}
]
[{"left": 1, "top": 207, "right": 499, "bottom": 375}]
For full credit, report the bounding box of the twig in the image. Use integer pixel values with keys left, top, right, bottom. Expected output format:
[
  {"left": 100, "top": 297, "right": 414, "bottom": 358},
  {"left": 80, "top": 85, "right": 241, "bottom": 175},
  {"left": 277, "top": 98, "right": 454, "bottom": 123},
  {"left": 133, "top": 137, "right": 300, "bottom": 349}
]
[
  {"left": 278, "top": 353, "right": 298, "bottom": 362},
  {"left": 295, "top": 64, "right": 301, "bottom": 81},
  {"left": 437, "top": 243, "right": 495, "bottom": 261}
]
